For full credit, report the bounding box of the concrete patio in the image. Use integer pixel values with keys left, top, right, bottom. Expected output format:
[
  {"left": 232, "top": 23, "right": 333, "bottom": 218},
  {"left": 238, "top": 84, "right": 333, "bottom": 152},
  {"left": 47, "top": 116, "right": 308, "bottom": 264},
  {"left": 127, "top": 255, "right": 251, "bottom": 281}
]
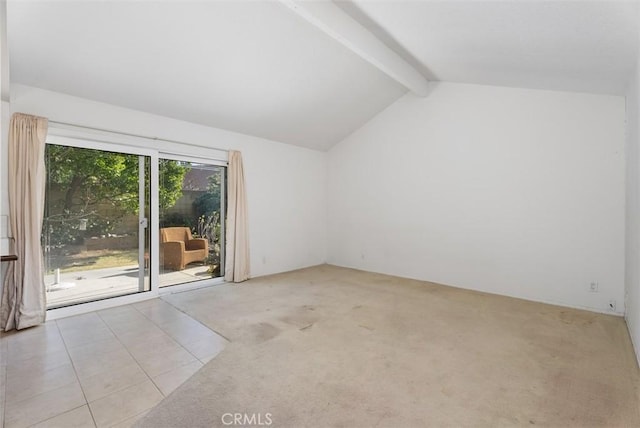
[{"left": 45, "top": 263, "right": 214, "bottom": 308}]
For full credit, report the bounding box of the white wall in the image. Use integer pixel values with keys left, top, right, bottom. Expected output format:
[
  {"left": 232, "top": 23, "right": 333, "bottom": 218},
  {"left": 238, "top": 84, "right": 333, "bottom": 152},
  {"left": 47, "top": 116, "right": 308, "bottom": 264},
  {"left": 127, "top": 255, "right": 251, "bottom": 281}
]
[
  {"left": 625, "top": 51, "right": 640, "bottom": 364},
  {"left": 3, "top": 82, "right": 630, "bottom": 319},
  {"left": 7, "top": 84, "right": 327, "bottom": 278},
  {"left": 328, "top": 82, "right": 626, "bottom": 314}
]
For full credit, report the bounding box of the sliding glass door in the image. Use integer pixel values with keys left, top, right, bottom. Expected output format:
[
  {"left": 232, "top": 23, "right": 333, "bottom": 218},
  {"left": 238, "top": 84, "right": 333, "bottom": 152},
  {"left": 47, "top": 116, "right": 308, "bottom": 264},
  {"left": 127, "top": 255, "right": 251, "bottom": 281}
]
[
  {"left": 42, "top": 143, "right": 151, "bottom": 308},
  {"left": 41, "top": 138, "right": 226, "bottom": 309},
  {"left": 158, "top": 157, "right": 225, "bottom": 287}
]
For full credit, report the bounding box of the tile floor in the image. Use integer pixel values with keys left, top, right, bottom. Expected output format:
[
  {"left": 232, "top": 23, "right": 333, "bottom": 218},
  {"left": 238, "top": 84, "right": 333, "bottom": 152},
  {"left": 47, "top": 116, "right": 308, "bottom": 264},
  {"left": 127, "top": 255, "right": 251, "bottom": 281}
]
[{"left": 0, "top": 298, "right": 227, "bottom": 428}]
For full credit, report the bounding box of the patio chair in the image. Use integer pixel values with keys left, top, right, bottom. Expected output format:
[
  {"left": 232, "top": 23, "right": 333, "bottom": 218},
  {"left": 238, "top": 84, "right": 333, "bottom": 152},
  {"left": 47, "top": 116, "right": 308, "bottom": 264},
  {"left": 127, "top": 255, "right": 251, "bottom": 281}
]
[{"left": 160, "top": 227, "right": 208, "bottom": 271}]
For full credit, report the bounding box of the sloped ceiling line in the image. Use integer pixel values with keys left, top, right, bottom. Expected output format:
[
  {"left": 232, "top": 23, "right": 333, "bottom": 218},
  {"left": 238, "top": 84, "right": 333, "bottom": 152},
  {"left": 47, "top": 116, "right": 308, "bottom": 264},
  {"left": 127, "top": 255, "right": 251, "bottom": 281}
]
[{"left": 278, "top": 0, "right": 429, "bottom": 96}]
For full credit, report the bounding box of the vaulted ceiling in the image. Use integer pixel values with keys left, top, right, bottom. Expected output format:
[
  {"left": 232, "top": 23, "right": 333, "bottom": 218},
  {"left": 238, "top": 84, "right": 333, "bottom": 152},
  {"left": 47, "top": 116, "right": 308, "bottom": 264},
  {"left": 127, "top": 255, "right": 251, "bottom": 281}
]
[
  {"left": 6, "top": 1, "right": 639, "bottom": 151},
  {"left": 342, "top": 0, "right": 638, "bottom": 95}
]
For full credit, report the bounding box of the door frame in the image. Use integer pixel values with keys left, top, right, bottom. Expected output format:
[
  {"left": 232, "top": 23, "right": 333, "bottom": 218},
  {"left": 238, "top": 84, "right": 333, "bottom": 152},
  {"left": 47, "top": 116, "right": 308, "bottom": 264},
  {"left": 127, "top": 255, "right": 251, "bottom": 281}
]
[
  {"left": 44, "top": 135, "right": 158, "bottom": 314},
  {"left": 44, "top": 133, "right": 226, "bottom": 320},
  {"left": 157, "top": 153, "right": 227, "bottom": 291}
]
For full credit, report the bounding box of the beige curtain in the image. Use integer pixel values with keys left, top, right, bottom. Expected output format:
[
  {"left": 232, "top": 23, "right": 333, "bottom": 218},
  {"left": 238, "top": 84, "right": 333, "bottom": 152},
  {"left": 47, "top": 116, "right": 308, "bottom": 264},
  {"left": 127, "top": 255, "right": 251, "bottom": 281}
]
[
  {"left": 224, "top": 150, "right": 250, "bottom": 283},
  {"left": 1, "top": 113, "right": 48, "bottom": 331}
]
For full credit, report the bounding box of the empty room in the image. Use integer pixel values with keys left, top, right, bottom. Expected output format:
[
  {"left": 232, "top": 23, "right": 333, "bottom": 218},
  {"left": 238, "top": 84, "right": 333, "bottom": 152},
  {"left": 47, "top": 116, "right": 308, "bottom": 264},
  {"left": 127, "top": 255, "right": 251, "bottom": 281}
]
[{"left": 1, "top": 0, "right": 640, "bottom": 427}]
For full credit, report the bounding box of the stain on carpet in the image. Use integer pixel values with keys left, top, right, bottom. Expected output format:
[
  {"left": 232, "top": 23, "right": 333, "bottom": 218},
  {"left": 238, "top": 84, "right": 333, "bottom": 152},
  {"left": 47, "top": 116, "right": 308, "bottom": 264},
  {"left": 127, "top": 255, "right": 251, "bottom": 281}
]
[
  {"left": 279, "top": 305, "right": 319, "bottom": 329},
  {"left": 241, "top": 322, "right": 281, "bottom": 344}
]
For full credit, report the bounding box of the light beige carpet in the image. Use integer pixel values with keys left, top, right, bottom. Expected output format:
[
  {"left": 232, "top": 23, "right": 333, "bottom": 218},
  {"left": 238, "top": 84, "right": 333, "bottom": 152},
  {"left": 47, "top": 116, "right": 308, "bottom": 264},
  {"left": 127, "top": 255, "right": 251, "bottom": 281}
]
[{"left": 137, "top": 265, "right": 640, "bottom": 427}]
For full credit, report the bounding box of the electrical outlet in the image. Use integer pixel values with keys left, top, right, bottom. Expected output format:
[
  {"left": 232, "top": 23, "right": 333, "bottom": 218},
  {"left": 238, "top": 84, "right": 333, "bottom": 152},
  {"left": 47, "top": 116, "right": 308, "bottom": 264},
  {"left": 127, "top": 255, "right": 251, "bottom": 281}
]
[
  {"left": 609, "top": 300, "right": 617, "bottom": 312},
  {"left": 589, "top": 281, "right": 598, "bottom": 292}
]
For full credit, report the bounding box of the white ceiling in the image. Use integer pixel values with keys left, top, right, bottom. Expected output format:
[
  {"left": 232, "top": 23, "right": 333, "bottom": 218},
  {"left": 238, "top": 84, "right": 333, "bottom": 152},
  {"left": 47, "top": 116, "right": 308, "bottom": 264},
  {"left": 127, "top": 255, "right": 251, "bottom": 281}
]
[
  {"left": 6, "top": 1, "right": 640, "bottom": 151},
  {"left": 340, "top": 0, "right": 639, "bottom": 96},
  {"left": 6, "top": 0, "right": 406, "bottom": 151}
]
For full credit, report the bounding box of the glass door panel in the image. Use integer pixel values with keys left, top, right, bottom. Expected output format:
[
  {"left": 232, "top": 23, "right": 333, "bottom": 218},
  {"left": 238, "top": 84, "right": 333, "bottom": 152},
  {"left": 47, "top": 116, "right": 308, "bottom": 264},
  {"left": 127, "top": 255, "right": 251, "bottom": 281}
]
[
  {"left": 42, "top": 144, "right": 151, "bottom": 308},
  {"left": 159, "top": 158, "right": 225, "bottom": 287}
]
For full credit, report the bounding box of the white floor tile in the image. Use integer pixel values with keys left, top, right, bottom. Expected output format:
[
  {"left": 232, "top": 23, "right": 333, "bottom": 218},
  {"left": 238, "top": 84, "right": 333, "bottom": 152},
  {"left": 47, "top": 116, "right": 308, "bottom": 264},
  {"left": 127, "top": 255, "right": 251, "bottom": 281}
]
[
  {"left": 109, "top": 409, "right": 150, "bottom": 428},
  {"left": 182, "top": 335, "right": 227, "bottom": 361},
  {"left": 4, "top": 381, "right": 86, "bottom": 428},
  {"left": 59, "top": 325, "right": 116, "bottom": 349},
  {"left": 88, "top": 380, "right": 163, "bottom": 428},
  {"left": 71, "top": 347, "right": 137, "bottom": 380},
  {"left": 1, "top": 334, "right": 8, "bottom": 366},
  {"left": 80, "top": 362, "right": 149, "bottom": 403},
  {"left": 5, "top": 362, "right": 77, "bottom": 405},
  {"left": 1, "top": 298, "right": 218, "bottom": 427},
  {"left": 6, "top": 349, "right": 71, "bottom": 381},
  {"left": 119, "top": 330, "right": 180, "bottom": 357},
  {"left": 5, "top": 326, "right": 66, "bottom": 365},
  {"left": 31, "top": 405, "right": 96, "bottom": 428},
  {"left": 98, "top": 307, "right": 153, "bottom": 336},
  {"left": 134, "top": 301, "right": 189, "bottom": 326},
  {"left": 113, "top": 325, "right": 167, "bottom": 350},
  {"left": 159, "top": 317, "right": 218, "bottom": 346},
  {"left": 134, "top": 345, "right": 198, "bottom": 378},
  {"left": 3, "top": 323, "right": 61, "bottom": 347},
  {"left": 56, "top": 313, "right": 105, "bottom": 332},
  {"left": 152, "top": 360, "right": 203, "bottom": 396},
  {"left": 65, "top": 337, "right": 126, "bottom": 362}
]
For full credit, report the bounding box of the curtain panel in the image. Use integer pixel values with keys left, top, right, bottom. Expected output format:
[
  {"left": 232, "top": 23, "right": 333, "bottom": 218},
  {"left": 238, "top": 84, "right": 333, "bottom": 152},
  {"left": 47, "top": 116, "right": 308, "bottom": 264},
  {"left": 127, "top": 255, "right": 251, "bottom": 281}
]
[
  {"left": 1, "top": 113, "right": 48, "bottom": 331},
  {"left": 224, "top": 150, "right": 250, "bottom": 283}
]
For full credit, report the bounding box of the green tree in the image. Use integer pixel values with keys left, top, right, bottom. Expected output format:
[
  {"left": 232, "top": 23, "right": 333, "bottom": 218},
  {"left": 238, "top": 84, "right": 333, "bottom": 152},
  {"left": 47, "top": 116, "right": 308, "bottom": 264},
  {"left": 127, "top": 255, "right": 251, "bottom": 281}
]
[
  {"left": 44, "top": 145, "right": 188, "bottom": 246},
  {"left": 159, "top": 159, "right": 190, "bottom": 211},
  {"left": 193, "top": 168, "right": 222, "bottom": 217}
]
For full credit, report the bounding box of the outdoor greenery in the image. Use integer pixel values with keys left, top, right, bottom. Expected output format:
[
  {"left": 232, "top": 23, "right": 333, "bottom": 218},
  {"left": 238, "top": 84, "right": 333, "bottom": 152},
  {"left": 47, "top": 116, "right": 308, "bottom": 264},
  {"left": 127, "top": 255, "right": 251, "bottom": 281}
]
[
  {"left": 196, "top": 213, "right": 222, "bottom": 277},
  {"left": 55, "top": 249, "right": 139, "bottom": 273},
  {"left": 159, "top": 159, "right": 190, "bottom": 211},
  {"left": 44, "top": 145, "right": 188, "bottom": 248},
  {"left": 43, "top": 146, "right": 224, "bottom": 279},
  {"left": 193, "top": 169, "right": 222, "bottom": 217},
  {"left": 193, "top": 170, "right": 224, "bottom": 277},
  {"left": 160, "top": 212, "right": 194, "bottom": 229}
]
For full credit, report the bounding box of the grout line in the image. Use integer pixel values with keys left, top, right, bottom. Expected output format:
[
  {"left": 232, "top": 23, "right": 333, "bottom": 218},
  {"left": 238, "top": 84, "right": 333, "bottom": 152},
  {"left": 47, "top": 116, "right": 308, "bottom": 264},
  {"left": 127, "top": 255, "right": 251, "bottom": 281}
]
[
  {"left": 196, "top": 352, "right": 221, "bottom": 366},
  {"left": 134, "top": 297, "right": 231, "bottom": 365},
  {"left": 2, "top": 340, "right": 79, "bottom": 423},
  {"left": 3, "top": 375, "right": 79, "bottom": 410},
  {"left": 94, "top": 310, "right": 157, "bottom": 378},
  {"left": 145, "top": 361, "right": 197, "bottom": 398},
  {"left": 146, "top": 378, "right": 167, "bottom": 399},
  {"left": 25, "top": 300, "right": 223, "bottom": 426},
  {"left": 3, "top": 292, "right": 229, "bottom": 428},
  {"left": 97, "top": 378, "right": 154, "bottom": 428},
  {"left": 130, "top": 302, "right": 204, "bottom": 362},
  {"left": 94, "top": 307, "right": 188, "bottom": 398},
  {"left": 26, "top": 404, "right": 89, "bottom": 428},
  {"left": 153, "top": 296, "right": 232, "bottom": 343},
  {"left": 149, "top": 359, "right": 205, "bottom": 399},
  {"left": 53, "top": 319, "right": 98, "bottom": 428},
  {"left": 2, "top": 326, "right": 89, "bottom": 427},
  {"left": 127, "top": 301, "right": 228, "bottom": 381},
  {"left": 84, "top": 370, "right": 151, "bottom": 407},
  {"left": 90, "top": 310, "right": 163, "bottom": 426},
  {"left": 106, "top": 401, "right": 160, "bottom": 428},
  {"left": 112, "top": 408, "right": 153, "bottom": 427}
]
